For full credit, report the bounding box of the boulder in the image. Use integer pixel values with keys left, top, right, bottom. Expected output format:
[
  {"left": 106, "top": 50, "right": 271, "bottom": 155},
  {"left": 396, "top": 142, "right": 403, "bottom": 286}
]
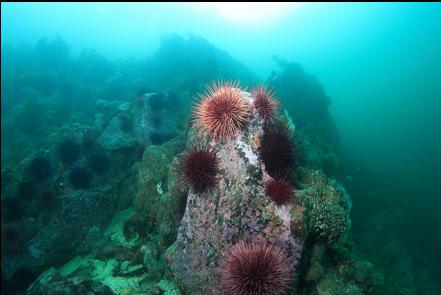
[
  {"left": 133, "top": 92, "right": 181, "bottom": 146},
  {"left": 172, "top": 89, "right": 304, "bottom": 293}
]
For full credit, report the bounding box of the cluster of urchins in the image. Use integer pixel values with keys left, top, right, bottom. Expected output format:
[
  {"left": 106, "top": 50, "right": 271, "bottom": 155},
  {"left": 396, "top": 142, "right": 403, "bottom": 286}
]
[
  {"left": 1, "top": 137, "right": 109, "bottom": 257},
  {"left": 0, "top": 134, "right": 111, "bottom": 293},
  {"left": 179, "top": 82, "right": 298, "bottom": 295}
]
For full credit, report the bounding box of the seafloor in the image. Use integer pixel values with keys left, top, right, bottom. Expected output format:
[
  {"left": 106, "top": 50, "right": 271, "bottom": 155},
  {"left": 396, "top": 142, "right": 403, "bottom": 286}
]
[{"left": 1, "top": 35, "right": 437, "bottom": 295}]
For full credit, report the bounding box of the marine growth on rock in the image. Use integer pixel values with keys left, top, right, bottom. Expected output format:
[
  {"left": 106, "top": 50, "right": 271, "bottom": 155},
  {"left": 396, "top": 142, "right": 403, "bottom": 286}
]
[
  {"left": 58, "top": 138, "right": 81, "bottom": 165},
  {"left": 174, "top": 82, "right": 302, "bottom": 293},
  {"left": 29, "top": 156, "right": 52, "bottom": 182},
  {"left": 69, "top": 166, "right": 93, "bottom": 189},
  {"left": 38, "top": 188, "right": 58, "bottom": 211}
]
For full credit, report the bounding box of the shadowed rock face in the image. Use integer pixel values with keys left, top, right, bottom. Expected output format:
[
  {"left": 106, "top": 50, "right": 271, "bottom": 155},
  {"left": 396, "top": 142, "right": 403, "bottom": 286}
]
[
  {"left": 172, "top": 89, "right": 304, "bottom": 294},
  {"left": 133, "top": 92, "right": 181, "bottom": 147},
  {"left": 2, "top": 188, "right": 116, "bottom": 283}
]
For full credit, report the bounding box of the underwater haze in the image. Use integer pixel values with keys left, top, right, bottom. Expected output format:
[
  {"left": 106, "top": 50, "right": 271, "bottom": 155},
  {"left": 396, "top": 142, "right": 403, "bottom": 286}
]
[{"left": 1, "top": 2, "right": 441, "bottom": 295}]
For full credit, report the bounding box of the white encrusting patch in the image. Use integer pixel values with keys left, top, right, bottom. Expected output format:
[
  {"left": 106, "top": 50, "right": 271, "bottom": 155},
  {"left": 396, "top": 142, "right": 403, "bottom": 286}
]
[
  {"left": 239, "top": 90, "right": 254, "bottom": 104},
  {"left": 276, "top": 205, "right": 293, "bottom": 241},
  {"left": 237, "top": 140, "right": 258, "bottom": 166},
  {"left": 157, "top": 180, "right": 164, "bottom": 195}
]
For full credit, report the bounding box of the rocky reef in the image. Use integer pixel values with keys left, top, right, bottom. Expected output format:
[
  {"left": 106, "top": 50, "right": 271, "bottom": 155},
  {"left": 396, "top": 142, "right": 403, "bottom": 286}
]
[
  {"left": 167, "top": 84, "right": 382, "bottom": 294},
  {"left": 1, "top": 35, "right": 384, "bottom": 295}
]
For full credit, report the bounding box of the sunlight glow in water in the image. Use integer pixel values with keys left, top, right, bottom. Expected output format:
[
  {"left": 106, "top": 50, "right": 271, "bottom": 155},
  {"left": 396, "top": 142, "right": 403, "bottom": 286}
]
[{"left": 196, "top": 2, "right": 299, "bottom": 25}]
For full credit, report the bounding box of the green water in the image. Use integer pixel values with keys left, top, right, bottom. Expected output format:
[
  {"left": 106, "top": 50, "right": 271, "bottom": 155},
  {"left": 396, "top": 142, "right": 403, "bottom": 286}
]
[{"left": 1, "top": 3, "right": 440, "bottom": 294}]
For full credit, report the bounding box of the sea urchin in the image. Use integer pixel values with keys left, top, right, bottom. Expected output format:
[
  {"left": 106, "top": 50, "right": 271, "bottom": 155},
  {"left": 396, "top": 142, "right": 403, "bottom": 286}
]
[
  {"left": 180, "top": 145, "right": 219, "bottom": 194},
  {"left": 259, "top": 121, "right": 297, "bottom": 179},
  {"left": 193, "top": 81, "right": 250, "bottom": 141},
  {"left": 252, "top": 85, "right": 279, "bottom": 122},
  {"left": 16, "top": 181, "right": 36, "bottom": 200},
  {"left": 1, "top": 197, "right": 24, "bottom": 222},
  {"left": 265, "top": 178, "right": 294, "bottom": 205},
  {"left": 220, "top": 239, "right": 294, "bottom": 295},
  {"left": 1, "top": 223, "right": 25, "bottom": 255}
]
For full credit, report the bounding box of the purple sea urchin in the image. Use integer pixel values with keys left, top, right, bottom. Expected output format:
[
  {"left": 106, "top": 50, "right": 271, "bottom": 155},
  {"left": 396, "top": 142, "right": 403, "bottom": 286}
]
[
  {"left": 180, "top": 145, "right": 219, "bottom": 193},
  {"left": 259, "top": 121, "right": 297, "bottom": 179},
  {"left": 1, "top": 223, "right": 25, "bottom": 255},
  {"left": 265, "top": 178, "right": 294, "bottom": 205},
  {"left": 220, "top": 239, "right": 294, "bottom": 295}
]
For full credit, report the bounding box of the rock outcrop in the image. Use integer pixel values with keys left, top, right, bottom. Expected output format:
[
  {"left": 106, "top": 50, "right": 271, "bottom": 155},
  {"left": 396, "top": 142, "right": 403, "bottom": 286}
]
[{"left": 172, "top": 89, "right": 304, "bottom": 293}]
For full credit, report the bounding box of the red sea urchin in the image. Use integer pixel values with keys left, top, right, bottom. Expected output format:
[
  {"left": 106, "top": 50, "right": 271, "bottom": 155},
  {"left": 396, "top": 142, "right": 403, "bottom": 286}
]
[
  {"left": 259, "top": 121, "right": 297, "bottom": 179},
  {"left": 220, "top": 239, "right": 294, "bottom": 295},
  {"left": 193, "top": 81, "right": 250, "bottom": 141},
  {"left": 180, "top": 145, "right": 219, "bottom": 194},
  {"left": 265, "top": 178, "right": 294, "bottom": 205},
  {"left": 252, "top": 85, "right": 279, "bottom": 121}
]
